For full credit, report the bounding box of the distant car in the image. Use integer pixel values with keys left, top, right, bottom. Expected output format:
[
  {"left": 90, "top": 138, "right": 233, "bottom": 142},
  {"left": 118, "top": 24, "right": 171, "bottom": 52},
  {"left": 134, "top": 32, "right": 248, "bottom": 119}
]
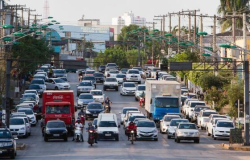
[
  {"left": 120, "top": 68, "right": 128, "bottom": 74},
  {"left": 17, "top": 108, "right": 37, "bottom": 126},
  {"left": 166, "top": 113, "right": 184, "bottom": 118},
  {"left": 82, "top": 76, "right": 96, "bottom": 89},
  {"left": 136, "top": 120, "right": 158, "bottom": 141},
  {"left": 93, "top": 72, "right": 105, "bottom": 83},
  {"left": 45, "top": 78, "right": 71, "bottom": 90},
  {"left": 43, "top": 120, "right": 68, "bottom": 142},
  {"left": 20, "top": 93, "right": 39, "bottom": 104},
  {"left": 175, "top": 122, "right": 200, "bottom": 143},
  {"left": 160, "top": 115, "right": 182, "bottom": 133},
  {"left": 93, "top": 118, "right": 98, "bottom": 128},
  {"left": 77, "top": 93, "right": 94, "bottom": 108},
  {"left": 90, "top": 90, "right": 105, "bottom": 103},
  {"left": 181, "top": 89, "right": 189, "bottom": 95},
  {"left": 190, "top": 105, "right": 210, "bottom": 122},
  {"left": 116, "top": 74, "right": 126, "bottom": 84},
  {"left": 212, "top": 120, "right": 235, "bottom": 140},
  {"left": 10, "top": 117, "right": 29, "bottom": 138},
  {"left": 135, "top": 84, "right": 145, "bottom": 101},
  {"left": 120, "top": 107, "right": 139, "bottom": 125},
  {"left": 132, "top": 67, "right": 144, "bottom": 77},
  {"left": 11, "top": 112, "right": 31, "bottom": 136},
  {"left": 85, "top": 70, "right": 95, "bottom": 76},
  {"left": 207, "top": 117, "right": 229, "bottom": 136},
  {"left": 52, "top": 69, "right": 67, "bottom": 78},
  {"left": 120, "top": 82, "right": 136, "bottom": 96},
  {"left": 36, "top": 71, "right": 48, "bottom": 79},
  {"left": 24, "top": 90, "right": 39, "bottom": 99},
  {"left": 108, "top": 70, "right": 119, "bottom": 78},
  {"left": 33, "top": 74, "right": 47, "bottom": 81},
  {"left": 106, "top": 63, "right": 118, "bottom": 68},
  {"left": 98, "top": 65, "right": 106, "bottom": 73},
  {"left": 167, "top": 119, "right": 189, "bottom": 139},
  {"left": 197, "top": 109, "right": 218, "bottom": 130},
  {"left": 0, "top": 128, "right": 17, "bottom": 159},
  {"left": 103, "top": 78, "right": 118, "bottom": 91},
  {"left": 77, "top": 81, "right": 94, "bottom": 96},
  {"left": 85, "top": 102, "right": 104, "bottom": 120},
  {"left": 126, "top": 69, "right": 141, "bottom": 84}
]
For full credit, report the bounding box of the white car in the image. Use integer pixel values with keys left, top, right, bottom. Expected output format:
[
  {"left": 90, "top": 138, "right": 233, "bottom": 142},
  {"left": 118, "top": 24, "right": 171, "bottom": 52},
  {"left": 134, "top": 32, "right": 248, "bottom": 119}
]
[
  {"left": 45, "top": 78, "right": 71, "bottom": 90},
  {"left": 197, "top": 109, "right": 218, "bottom": 130},
  {"left": 175, "top": 122, "right": 200, "bottom": 143},
  {"left": 30, "top": 78, "right": 46, "bottom": 93},
  {"left": 108, "top": 70, "right": 119, "bottom": 78},
  {"left": 120, "top": 107, "right": 139, "bottom": 124},
  {"left": 137, "top": 120, "right": 158, "bottom": 141},
  {"left": 135, "top": 85, "right": 146, "bottom": 101},
  {"left": 36, "top": 71, "right": 48, "bottom": 79},
  {"left": 126, "top": 69, "right": 141, "bottom": 84},
  {"left": 167, "top": 119, "right": 189, "bottom": 139},
  {"left": 103, "top": 78, "right": 118, "bottom": 91},
  {"left": 21, "top": 93, "right": 39, "bottom": 104},
  {"left": 185, "top": 101, "right": 206, "bottom": 119},
  {"left": 207, "top": 117, "right": 229, "bottom": 136},
  {"left": 212, "top": 120, "right": 235, "bottom": 140},
  {"left": 17, "top": 108, "right": 37, "bottom": 126},
  {"left": 125, "top": 113, "right": 146, "bottom": 129},
  {"left": 10, "top": 117, "right": 29, "bottom": 137},
  {"left": 90, "top": 90, "right": 105, "bottom": 103},
  {"left": 120, "top": 82, "right": 136, "bottom": 96},
  {"left": 160, "top": 115, "right": 182, "bottom": 133},
  {"left": 104, "top": 67, "right": 117, "bottom": 77},
  {"left": 116, "top": 74, "right": 126, "bottom": 84},
  {"left": 182, "top": 99, "right": 198, "bottom": 114},
  {"left": 24, "top": 90, "right": 39, "bottom": 100},
  {"left": 10, "top": 113, "right": 31, "bottom": 136},
  {"left": 123, "top": 111, "right": 141, "bottom": 127}
]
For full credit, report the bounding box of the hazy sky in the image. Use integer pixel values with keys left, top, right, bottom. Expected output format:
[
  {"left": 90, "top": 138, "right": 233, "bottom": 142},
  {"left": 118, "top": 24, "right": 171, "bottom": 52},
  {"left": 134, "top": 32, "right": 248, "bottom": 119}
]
[{"left": 9, "top": 0, "right": 221, "bottom": 32}]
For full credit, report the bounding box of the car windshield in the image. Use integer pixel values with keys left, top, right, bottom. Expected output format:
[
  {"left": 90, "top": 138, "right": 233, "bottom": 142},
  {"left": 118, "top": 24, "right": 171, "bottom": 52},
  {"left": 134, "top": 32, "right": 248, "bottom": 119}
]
[
  {"left": 10, "top": 118, "right": 24, "bottom": 125},
  {"left": 100, "top": 66, "right": 105, "bottom": 68},
  {"left": 107, "top": 64, "right": 117, "bottom": 67},
  {"left": 54, "top": 70, "right": 65, "bottom": 73},
  {"left": 213, "top": 115, "right": 227, "bottom": 119},
  {"left": 54, "top": 79, "right": 65, "bottom": 83},
  {"left": 79, "top": 82, "right": 92, "bottom": 86},
  {"left": 116, "top": 74, "right": 126, "bottom": 78},
  {"left": 153, "top": 68, "right": 160, "bottom": 71},
  {"left": 18, "top": 109, "right": 33, "bottom": 115},
  {"left": 121, "top": 68, "right": 128, "bottom": 71},
  {"left": 123, "top": 109, "right": 138, "bottom": 114},
  {"left": 84, "top": 77, "right": 95, "bottom": 80},
  {"left": 217, "top": 122, "right": 234, "bottom": 128},
  {"left": 106, "top": 78, "right": 116, "bottom": 82},
  {"left": 91, "top": 91, "right": 102, "bottom": 95},
  {"left": 110, "top": 70, "right": 119, "bottom": 74},
  {"left": 47, "top": 122, "right": 65, "bottom": 128},
  {"left": 155, "top": 98, "right": 178, "bottom": 108},
  {"left": 23, "top": 95, "right": 36, "bottom": 99},
  {"left": 194, "top": 107, "right": 210, "bottom": 112},
  {"left": 170, "top": 120, "right": 188, "bottom": 126},
  {"left": 179, "top": 124, "right": 197, "bottom": 129},
  {"left": 190, "top": 102, "right": 205, "bottom": 107},
  {"left": 0, "top": 131, "right": 12, "bottom": 138},
  {"left": 129, "top": 116, "right": 146, "bottom": 122},
  {"left": 79, "top": 95, "right": 93, "bottom": 99},
  {"left": 22, "top": 97, "right": 35, "bottom": 101},
  {"left": 29, "top": 85, "right": 40, "bottom": 89},
  {"left": 164, "top": 116, "right": 180, "bottom": 122},
  {"left": 94, "top": 73, "right": 104, "bottom": 77},
  {"left": 181, "top": 90, "right": 188, "bottom": 94},
  {"left": 128, "top": 70, "right": 139, "bottom": 74},
  {"left": 124, "top": 83, "right": 135, "bottom": 87},
  {"left": 87, "top": 104, "right": 103, "bottom": 109},
  {"left": 31, "top": 80, "right": 44, "bottom": 84},
  {"left": 99, "top": 121, "right": 117, "bottom": 127},
  {"left": 138, "top": 86, "right": 145, "bottom": 91},
  {"left": 86, "top": 71, "right": 95, "bottom": 74},
  {"left": 25, "top": 91, "right": 36, "bottom": 94},
  {"left": 59, "top": 77, "right": 67, "bottom": 81},
  {"left": 202, "top": 112, "right": 217, "bottom": 117},
  {"left": 34, "top": 76, "right": 45, "bottom": 80},
  {"left": 137, "top": 121, "right": 155, "bottom": 127},
  {"left": 46, "top": 105, "right": 70, "bottom": 114}
]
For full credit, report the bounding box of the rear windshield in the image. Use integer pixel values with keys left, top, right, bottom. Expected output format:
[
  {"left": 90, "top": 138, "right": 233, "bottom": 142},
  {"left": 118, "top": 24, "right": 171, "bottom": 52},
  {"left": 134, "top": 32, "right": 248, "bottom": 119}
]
[
  {"left": 170, "top": 120, "right": 188, "bottom": 126},
  {"left": 31, "top": 80, "right": 44, "bottom": 84},
  {"left": 179, "top": 124, "right": 197, "bottom": 129},
  {"left": 202, "top": 112, "right": 217, "bottom": 117},
  {"left": 128, "top": 70, "right": 139, "bottom": 74},
  {"left": 86, "top": 71, "right": 95, "bottom": 74},
  {"left": 0, "top": 131, "right": 12, "bottom": 138},
  {"left": 110, "top": 70, "right": 119, "bottom": 74},
  {"left": 99, "top": 121, "right": 117, "bottom": 127},
  {"left": 18, "top": 110, "right": 33, "bottom": 115},
  {"left": 137, "top": 121, "right": 155, "bottom": 127},
  {"left": 91, "top": 91, "right": 102, "bottom": 95},
  {"left": 10, "top": 118, "right": 24, "bottom": 125},
  {"left": 194, "top": 107, "right": 210, "bottom": 112},
  {"left": 94, "top": 73, "right": 104, "bottom": 77},
  {"left": 54, "top": 70, "right": 65, "bottom": 73},
  {"left": 47, "top": 122, "right": 65, "bottom": 128},
  {"left": 138, "top": 86, "right": 145, "bottom": 91},
  {"left": 190, "top": 102, "right": 205, "bottom": 107},
  {"left": 123, "top": 108, "right": 138, "bottom": 114},
  {"left": 129, "top": 116, "right": 146, "bottom": 122},
  {"left": 79, "top": 94, "right": 93, "bottom": 99},
  {"left": 84, "top": 77, "right": 95, "bottom": 80},
  {"left": 124, "top": 83, "right": 136, "bottom": 87},
  {"left": 106, "top": 78, "right": 117, "bottom": 82},
  {"left": 116, "top": 74, "right": 126, "bottom": 78},
  {"left": 217, "top": 122, "right": 234, "bottom": 128},
  {"left": 164, "top": 116, "right": 180, "bottom": 121},
  {"left": 54, "top": 79, "right": 65, "bottom": 83},
  {"left": 87, "top": 104, "right": 103, "bottom": 109},
  {"left": 79, "top": 82, "right": 92, "bottom": 86}
]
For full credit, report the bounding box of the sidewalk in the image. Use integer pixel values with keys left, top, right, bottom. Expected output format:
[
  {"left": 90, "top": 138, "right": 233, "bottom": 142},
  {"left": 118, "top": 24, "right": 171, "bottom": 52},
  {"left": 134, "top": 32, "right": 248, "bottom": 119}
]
[{"left": 221, "top": 143, "right": 250, "bottom": 151}]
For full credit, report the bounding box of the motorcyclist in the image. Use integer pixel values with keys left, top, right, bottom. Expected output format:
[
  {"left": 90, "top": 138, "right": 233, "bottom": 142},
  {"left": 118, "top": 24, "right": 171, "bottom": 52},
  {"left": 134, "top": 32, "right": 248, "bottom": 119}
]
[
  {"left": 78, "top": 108, "right": 85, "bottom": 117},
  {"left": 139, "top": 91, "right": 145, "bottom": 106},
  {"left": 104, "top": 97, "right": 112, "bottom": 112},
  {"left": 86, "top": 122, "right": 98, "bottom": 143},
  {"left": 72, "top": 118, "right": 84, "bottom": 141},
  {"left": 126, "top": 121, "right": 137, "bottom": 140}
]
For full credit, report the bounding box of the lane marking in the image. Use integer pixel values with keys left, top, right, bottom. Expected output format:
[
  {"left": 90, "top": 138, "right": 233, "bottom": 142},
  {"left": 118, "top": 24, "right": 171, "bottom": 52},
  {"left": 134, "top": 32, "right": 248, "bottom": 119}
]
[{"left": 207, "top": 144, "right": 215, "bottom": 148}]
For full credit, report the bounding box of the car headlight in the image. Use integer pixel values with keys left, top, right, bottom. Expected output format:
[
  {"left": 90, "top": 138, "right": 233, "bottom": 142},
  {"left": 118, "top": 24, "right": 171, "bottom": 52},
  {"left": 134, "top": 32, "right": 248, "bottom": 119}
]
[
  {"left": 153, "top": 129, "right": 158, "bottom": 133},
  {"left": 123, "top": 89, "right": 127, "bottom": 92},
  {"left": 177, "top": 131, "right": 184, "bottom": 135},
  {"left": 20, "top": 127, "right": 25, "bottom": 130},
  {"left": 194, "top": 132, "right": 200, "bottom": 136},
  {"left": 1, "top": 142, "right": 13, "bottom": 147},
  {"left": 86, "top": 110, "right": 90, "bottom": 114},
  {"left": 46, "top": 130, "right": 50, "bottom": 134},
  {"left": 215, "top": 129, "right": 220, "bottom": 132},
  {"left": 63, "top": 130, "right": 67, "bottom": 134}
]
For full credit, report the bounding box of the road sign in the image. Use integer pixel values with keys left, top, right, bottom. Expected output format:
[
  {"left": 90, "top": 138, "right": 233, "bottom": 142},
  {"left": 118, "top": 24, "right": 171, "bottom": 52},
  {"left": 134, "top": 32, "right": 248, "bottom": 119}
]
[{"left": 169, "top": 62, "right": 192, "bottom": 71}]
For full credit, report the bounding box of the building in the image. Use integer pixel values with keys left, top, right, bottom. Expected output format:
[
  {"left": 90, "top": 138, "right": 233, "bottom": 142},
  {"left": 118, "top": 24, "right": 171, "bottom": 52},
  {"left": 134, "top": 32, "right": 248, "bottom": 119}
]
[
  {"left": 77, "top": 15, "right": 100, "bottom": 27},
  {"left": 112, "top": 11, "right": 146, "bottom": 27}
]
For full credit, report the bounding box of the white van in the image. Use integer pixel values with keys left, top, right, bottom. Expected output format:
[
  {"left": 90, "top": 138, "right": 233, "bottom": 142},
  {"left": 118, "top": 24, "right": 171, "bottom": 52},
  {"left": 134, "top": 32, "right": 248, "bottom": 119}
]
[{"left": 97, "top": 113, "right": 120, "bottom": 141}]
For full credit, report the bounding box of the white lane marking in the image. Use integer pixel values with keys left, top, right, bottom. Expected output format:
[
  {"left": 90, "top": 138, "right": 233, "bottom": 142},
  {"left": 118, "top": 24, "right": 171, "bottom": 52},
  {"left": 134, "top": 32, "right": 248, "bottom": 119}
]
[
  {"left": 207, "top": 144, "right": 215, "bottom": 148},
  {"left": 163, "top": 144, "right": 169, "bottom": 147}
]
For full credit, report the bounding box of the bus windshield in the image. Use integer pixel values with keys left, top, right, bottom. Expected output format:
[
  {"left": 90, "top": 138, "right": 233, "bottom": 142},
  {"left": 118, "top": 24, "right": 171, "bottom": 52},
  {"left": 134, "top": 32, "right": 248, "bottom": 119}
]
[
  {"left": 155, "top": 98, "right": 178, "bottom": 108},
  {"left": 46, "top": 105, "right": 70, "bottom": 114}
]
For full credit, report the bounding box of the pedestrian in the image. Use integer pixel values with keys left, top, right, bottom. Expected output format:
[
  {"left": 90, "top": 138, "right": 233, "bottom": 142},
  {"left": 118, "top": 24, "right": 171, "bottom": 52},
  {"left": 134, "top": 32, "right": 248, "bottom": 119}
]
[{"left": 156, "top": 71, "right": 159, "bottom": 80}]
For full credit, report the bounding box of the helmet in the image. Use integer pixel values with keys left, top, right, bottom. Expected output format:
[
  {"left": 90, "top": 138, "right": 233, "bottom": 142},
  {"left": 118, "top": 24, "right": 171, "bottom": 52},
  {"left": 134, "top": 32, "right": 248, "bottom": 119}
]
[
  {"left": 77, "top": 117, "right": 81, "bottom": 121},
  {"left": 129, "top": 121, "right": 134, "bottom": 125},
  {"left": 88, "top": 122, "right": 92, "bottom": 126},
  {"left": 106, "top": 97, "right": 109, "bottom": 100}
]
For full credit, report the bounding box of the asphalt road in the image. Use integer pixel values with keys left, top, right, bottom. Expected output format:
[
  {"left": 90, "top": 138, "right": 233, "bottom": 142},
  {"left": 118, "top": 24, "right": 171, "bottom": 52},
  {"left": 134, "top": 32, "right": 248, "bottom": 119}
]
[{"left": 13, "top": 73, "right": 250, "bottom": 160}]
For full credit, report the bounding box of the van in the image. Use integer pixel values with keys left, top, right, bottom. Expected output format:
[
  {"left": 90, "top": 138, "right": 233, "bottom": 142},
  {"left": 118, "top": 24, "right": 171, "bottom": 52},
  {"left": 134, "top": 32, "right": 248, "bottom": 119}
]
[{"left": 97, "top": 113, "right": 120, "bottom": 141}]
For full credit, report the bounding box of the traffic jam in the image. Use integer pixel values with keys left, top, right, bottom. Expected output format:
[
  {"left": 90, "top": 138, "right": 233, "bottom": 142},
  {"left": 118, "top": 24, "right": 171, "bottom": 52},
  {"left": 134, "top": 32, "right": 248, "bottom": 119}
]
[{"left": 1, "top": 63, "right": 236, "bottom": 159}]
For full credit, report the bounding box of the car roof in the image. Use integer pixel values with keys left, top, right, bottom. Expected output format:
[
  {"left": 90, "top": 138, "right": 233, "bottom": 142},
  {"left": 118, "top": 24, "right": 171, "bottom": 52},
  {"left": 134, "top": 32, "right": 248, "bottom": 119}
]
[
  {"left": 123, "top": 107, "right": 138, "bottom": 110},
  {"left": 23, "top": 93, "right": 36, "bottom": 95},
  {"left": 190, "top": 101, "right": 205, "bottom": 103},
  {"left": 137, "top": 84, "right": 145, "bottom": 87},
  {"left": 90, "top": 90, "right": 102, "bottom": 92},
  {"left": 24, "top": 90, "right": 37, "bottom": 92},
  {"left": 34, "top": 74, "right": 45, "bottom": 76},
  {"left": 178, "top": 122, "right": 195, "bottom": 125},
  {"left": 171, "top": 118, "right": 188, "bottom": 121},
  {"left": 123, "top": 82, "right": 135, "bottom": 84},
  {"left": 81, "top": 80, "right": 92, "bottom": 83},
  {"left": 130, "top": 113, "right": 144, "bottom": 117},
  {"left": 88, "top": 102, "right": 102, "bottom": 105},
  {"left": 202, "top": 109, "right": 217, "bottom": 112}
]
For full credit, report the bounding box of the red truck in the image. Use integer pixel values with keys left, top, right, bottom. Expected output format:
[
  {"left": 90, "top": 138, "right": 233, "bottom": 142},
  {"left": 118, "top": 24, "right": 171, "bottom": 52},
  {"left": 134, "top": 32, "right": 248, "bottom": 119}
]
[{"left": 42, "top": 90, "right": 75, "bottom": 134}]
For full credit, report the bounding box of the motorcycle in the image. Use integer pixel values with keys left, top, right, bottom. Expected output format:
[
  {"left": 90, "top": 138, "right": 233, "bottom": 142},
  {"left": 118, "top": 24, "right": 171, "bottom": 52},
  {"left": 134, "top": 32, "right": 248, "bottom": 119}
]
[
  {"left": 105, "top": 105, "right": 110, "bottom": 113},
  {"left": 139, "top": 97, "right": 145, "bottom": 107},
  {"left": 129, "top": 130, "right": 136, "bottom": 144},
  {"left": 74, "top": 127, "right": 84, "bottom": 142},
  {"left": 88, "top": 130, "right": 95, "bottom": 146}
]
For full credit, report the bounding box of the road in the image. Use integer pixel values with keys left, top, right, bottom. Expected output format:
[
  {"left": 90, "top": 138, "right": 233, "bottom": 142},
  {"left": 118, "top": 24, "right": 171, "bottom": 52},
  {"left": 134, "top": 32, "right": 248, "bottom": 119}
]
[{"left": 14, "top": 73, "right": 250, "bottom": 160}]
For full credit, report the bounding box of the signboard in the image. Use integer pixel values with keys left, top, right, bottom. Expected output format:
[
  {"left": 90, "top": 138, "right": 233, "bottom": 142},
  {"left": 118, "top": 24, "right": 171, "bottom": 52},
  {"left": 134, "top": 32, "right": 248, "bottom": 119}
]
[
  {"left": 169, "top": 62, "right": 192, "bottom": 71},
  {"left": 229, "top": 128, "right": 243, "bottom": 144}
]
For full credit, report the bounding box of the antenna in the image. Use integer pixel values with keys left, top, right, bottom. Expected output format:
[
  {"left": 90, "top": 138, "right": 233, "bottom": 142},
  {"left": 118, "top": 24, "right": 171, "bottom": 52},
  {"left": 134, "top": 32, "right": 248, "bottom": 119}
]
[{"left": 43, "top": 0, "right": 50, "bottom": 19}]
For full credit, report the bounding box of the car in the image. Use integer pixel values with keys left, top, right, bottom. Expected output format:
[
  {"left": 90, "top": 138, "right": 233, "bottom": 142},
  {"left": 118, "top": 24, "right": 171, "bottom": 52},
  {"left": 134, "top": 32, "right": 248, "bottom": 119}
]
[
  {"left": 36, "top": 71, "right": 48, "bottom": 79},
  {"left": 52, "top": 69, "right": 67, "bottom": 78},
  {"left": 167, "top": 119, "right": 189, "bottom": 139},
  {"left": 93, "top": 72, "right": 105, "bottom": 83},
  {"left": 82, "top": 76, "right": 96, "bottom": 88},
  {"left": 85, "top": 70, "right": 95, "bottom": 76},
  {"left": 45, "top": 78, "right": 71, "bottom": 90},
  {"left": 77, "top": 81, "right": 94, "bottom": 96},
  {"left": 33, "top": 74, "right": 47, "bottom": 81},
  {"left": 17, "top": 108, "right": 37, "bottom": 126},
  {"left": 103, "top": 77, "right": 118, "bottom": 91},
  {"left": 212, "top": 120, "right": 235, "bottom": 140},
  {"left": 120, "top": 107, "right": 139, "bottom": 125},
  {"left": 108, "top": 70, "right": 119, "bottom": 78},
  {"left": 197, "top": 109, "right": 218, "bottom": 130},
  {"left": 208, "top": 114, "right": 230, "bottom": 123},
  {"left": 135, "top": 84, "right": 146, "bottom": 101},
  {"left": 166, "top": 113, "right": 184, "bottom": 118},
  {"left": 20, "top": 93, "right": 39, "bottom": 104},
  {"left": 125, "top": 113, "right": 146, "bottom": 129},
  {"left": 77, "top": 93, "right": 94, "bottom": 108},
  {"left": 126, "top": 69, "right": 141, "bottom": 84},
  {"left": 190, "top": 105, "right": 210, "bottom": 122},
  {"left": 106, "top": 63, "right": 118, "bottom": 68},
  {"left": 146, "top": 78, "right": 156, "bottom": 81},
  {"left": 133, "top": 118, "right": 147, "bottom": 125},
  {"left": 181, "top": 89, "right": 189, "bottom": 95},
  {"left": 90, "top": 90, "right": 105, "bottom": 103},
  {"left": 120, "top": 82, "right": 136, "bottom": 96},
  {"left": 120, "top": 68, "right": 128, "bottom": 74},
  {"left": 182, "top": 98, "right": 198, "bottom": 113},
  {"left": 58, "top": 77, "right": 69, "bottom": 82},
  {"left": 15, "top": 103, "right": 33, "bottom": 111},
  {"left": 98, "top": 65, "right": 106, "bottom": 73},
  {"left": 10, "top": 112, "right": 31, "bottom": 136},
  {"left": 97, "top": 113, "right": 120, "bottom": 141},
  {"left": 43, "top": 120, "right": 68, "bottom": 142},
  {"left": 162, "top": 76, "right": 177, "bottom": 81},
  {"left": 136, "top": 120, "right": 158, "bottom": 141},
  {"left": 175, "top": 122, "right": 200, "bottom": 143},
  {"left": 160, "top": 115, "right": 182, "bottom": 133},
  {"left": 85, "top": 102, "right": 104, "bottom": 120},
  {"left": 39, "top": 66, "right": 49, "bottom": 73},
  {"left": 28, "top": 84, "right": 43, "bottom": 96},
  {"left": 24, "top": 90, "right": 39, "bottom": 99},
  {"left": 207, "top": 117, "right": 229, "bottom": 136},
  {"left": 93, "top": 118, "right": 98, "bottom": 128},
  {"left": 0, "top": 128, "right": 17, "bottom": 159},
  {"left": 123, "top": 111, "right": 141, "bottom": 127},
  {"left": 132, "top": 67, "right": 145, "bottom": 78},
  {"left": 185, "top": 101, "right": 206, "bottom": 119},
  {"left": 9, "top": 117, "right": 29, "bottom": 138}
]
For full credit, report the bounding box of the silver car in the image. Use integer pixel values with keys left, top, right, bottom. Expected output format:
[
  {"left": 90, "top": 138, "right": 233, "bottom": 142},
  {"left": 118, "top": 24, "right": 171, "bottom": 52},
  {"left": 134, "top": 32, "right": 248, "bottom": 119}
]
[
  {"left": 175, "top": 122, "right": 200, "bottom": 143},
  {"left": 167, "top": 119, "right": 189, "bottom": 139},
  {"left": 77, "top": 81, "right": 94, "bottom": 96}
]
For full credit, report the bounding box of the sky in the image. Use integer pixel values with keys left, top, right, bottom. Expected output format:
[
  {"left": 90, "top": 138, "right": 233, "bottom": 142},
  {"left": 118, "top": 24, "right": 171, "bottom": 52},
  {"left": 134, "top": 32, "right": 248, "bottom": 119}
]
[{"left": 9, "top": 0, "right": 221, "bottom": 32}]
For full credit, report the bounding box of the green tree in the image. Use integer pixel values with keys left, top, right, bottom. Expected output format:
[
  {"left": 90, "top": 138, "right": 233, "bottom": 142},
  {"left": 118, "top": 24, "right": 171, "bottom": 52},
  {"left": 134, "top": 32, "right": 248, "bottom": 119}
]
[{"left": 198, "top": 74, "right": 227, "bottom": 90}]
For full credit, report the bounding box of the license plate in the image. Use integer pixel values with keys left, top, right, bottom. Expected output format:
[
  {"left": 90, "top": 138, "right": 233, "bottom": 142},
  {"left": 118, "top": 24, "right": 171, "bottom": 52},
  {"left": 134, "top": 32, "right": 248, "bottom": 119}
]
[
  {"left": 54, "top": 134, "right": 60, "bottom": 137},
  {"left": 223, "top": 134, "right": 228, "bottom": 136},
  {"left": 105, "top": 134, "right": 111, "bottom": 136},
  {"left": 93, "top": 114, "right": 97, "bottom": 116}
]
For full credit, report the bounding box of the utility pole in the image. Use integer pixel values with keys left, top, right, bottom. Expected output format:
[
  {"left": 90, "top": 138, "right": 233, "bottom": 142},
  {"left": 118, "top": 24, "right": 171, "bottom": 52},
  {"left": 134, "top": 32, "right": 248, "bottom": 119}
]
[
  {"left": 213, "top": 15, "right": 217, "bottom": 56},
  {"left": 168, "top": 13, "right": 171, "bottom": 33},
  {"left": 155, "top": 15, "right": 167, "bottom": 36},
  {"left": 32, "top": 14, "right": 42, "bottom": 25},
  {"left": 5, "top": 59, "right": 12, "bottom": 128},
  {"left": 199, "top": 14, "right": 203, "bottom": 56},
  {"left": 153, "top": 18, "right": 162, "bottom": 34},
  {"left": 178, "top": 11, "right": 181, "bottom": 53},
  {"left": 232, "top": 11, "right": 236, "bottom": 43},
  {"left": 188, "top": 12, "right": 191, "bottom": 41},
  {"left": 146, "top": 22, "right": 157, "bottom": 30},
  {"left": 194, "top": 10, "right": 197, "bottom": 44}
]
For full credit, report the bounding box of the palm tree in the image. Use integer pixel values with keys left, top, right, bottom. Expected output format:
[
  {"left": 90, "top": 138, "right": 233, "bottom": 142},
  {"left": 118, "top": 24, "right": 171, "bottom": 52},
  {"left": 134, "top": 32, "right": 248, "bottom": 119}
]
[{"left": 218, "top": 0, "right": 249, "bottom": 32}]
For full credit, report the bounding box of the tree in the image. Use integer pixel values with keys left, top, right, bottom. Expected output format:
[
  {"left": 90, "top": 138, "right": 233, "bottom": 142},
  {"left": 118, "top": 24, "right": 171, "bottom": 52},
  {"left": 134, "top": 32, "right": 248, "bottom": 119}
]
[{"left": 198, "top": 74, "right": 227, "bottom": 90}]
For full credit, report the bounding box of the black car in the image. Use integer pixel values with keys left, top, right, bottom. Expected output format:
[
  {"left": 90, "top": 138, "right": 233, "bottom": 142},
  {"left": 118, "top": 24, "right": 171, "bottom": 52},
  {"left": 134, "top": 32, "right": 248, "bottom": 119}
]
[
  {"left": 0, "top": 128, "right": 17, "bottom": 159},
  {"left": 93, "top": 72, "right": 105, "bottom": 83},
  {"left": 85, "top": 102, "right": 104, "bottom": 120},
  {"left": 43, "top": 120, "right": 68, "bottom": 142},
  {"left": 98, "top": 65, "right": 106, "bottom": 73}
]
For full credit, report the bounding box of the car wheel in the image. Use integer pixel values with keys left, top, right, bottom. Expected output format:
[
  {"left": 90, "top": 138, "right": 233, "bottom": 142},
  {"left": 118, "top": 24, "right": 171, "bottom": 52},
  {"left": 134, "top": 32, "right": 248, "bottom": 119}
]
[
  {"left": 214, "top": 137, "right": 217, "bottom": 140},
  {"left": 115, "top": 136, "right": 119, "bottom": 141},
  {"left": 207, "top": 130, "right": 211, "bottom": 136},
  {"left": 174, "top": 138, "right": 177, "bottom": 142},
  {"left": 212, "top": 130, "right": 214, "bottom": 138},
  {"left": 194, "top": 139, "right": 200, "bottom": 143},
  {"left": 28, "top": 132, "right": 31, "bottom": 136},
  {"left": 44, "top": 136, "right": 48, "bottom": 142},
  {"left": 154, "top": 138, "right": 158, "bottom": 141},
  {"left": 10, "top": 151, "right": 15, "bottom": 159},
  {"left": 167, "top": 135, "right": 171, "bottom": 139},
  {"left": 55, "top": 86, "right": 59, "bottom": 90},
  {"left": 64, "top": 136, "right": 68, "bottom": 142},
  {"left": 138, "top": 81, "right": 141, "bottom": 84}
]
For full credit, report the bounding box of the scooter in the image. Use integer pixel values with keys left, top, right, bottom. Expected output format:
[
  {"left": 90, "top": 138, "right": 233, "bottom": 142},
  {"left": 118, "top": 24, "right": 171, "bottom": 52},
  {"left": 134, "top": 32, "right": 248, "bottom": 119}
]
[
  {"left": 139, "top": 97, "right": 145, "bottom": 107},
  {"left": 88, "top": 130, "right": 95, "bottom": 146},
  {"left": 129, "top": 130, "right": 136, "bottom": 144},
  {"left": 74, "top": 127, "right": 84, "bottom": 142}
]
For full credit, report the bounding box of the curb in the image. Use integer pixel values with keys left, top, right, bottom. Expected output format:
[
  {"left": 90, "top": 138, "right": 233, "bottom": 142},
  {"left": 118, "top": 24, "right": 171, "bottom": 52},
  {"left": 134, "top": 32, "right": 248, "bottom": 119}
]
[
  {"left": 16, "top": 143, "right": 26, "bottom": 150},
  {"left": 221, "top": 143, "right": 250, "bottom": 151}
]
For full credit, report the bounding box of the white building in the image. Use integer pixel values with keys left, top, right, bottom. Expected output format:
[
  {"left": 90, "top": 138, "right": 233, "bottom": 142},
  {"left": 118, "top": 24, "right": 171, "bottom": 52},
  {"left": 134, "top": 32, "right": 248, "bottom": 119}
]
[{"left": 112, "top": 11, "right": 146, "bottom": 27}]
